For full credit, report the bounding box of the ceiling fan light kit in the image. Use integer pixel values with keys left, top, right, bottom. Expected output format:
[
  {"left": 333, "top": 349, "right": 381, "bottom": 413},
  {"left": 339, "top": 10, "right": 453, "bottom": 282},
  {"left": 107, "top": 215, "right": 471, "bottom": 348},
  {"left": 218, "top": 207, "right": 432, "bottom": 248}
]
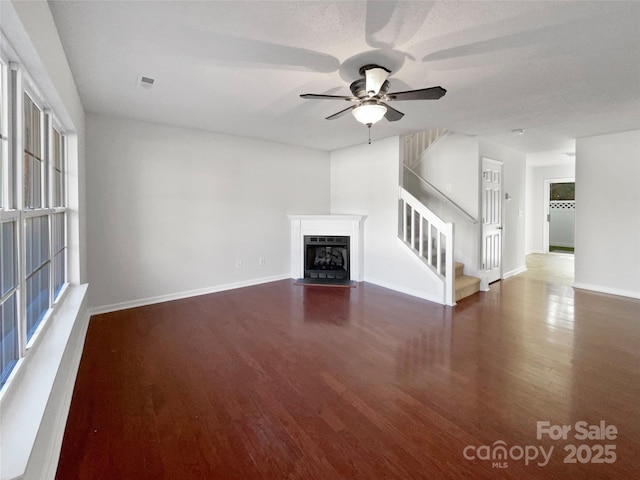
[
  {"left": 352, "top": 103, "right": 387, "bottom": 126},
  {"left": 300, "top": 64, "right": 446, "bottom": 143}
]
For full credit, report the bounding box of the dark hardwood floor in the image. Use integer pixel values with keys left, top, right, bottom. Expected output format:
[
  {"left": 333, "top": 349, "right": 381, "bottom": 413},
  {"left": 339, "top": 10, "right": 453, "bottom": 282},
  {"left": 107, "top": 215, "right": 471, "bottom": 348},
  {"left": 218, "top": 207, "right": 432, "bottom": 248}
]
[{"left": 56, "top": 273, "right": 640, "bottom": 479}]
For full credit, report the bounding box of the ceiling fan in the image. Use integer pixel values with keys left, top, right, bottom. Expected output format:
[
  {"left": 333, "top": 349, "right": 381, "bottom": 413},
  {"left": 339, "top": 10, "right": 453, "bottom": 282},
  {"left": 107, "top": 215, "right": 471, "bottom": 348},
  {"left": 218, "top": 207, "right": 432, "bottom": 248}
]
[{"left": 300, "top": 64, "right": 446, "bottom": 142}]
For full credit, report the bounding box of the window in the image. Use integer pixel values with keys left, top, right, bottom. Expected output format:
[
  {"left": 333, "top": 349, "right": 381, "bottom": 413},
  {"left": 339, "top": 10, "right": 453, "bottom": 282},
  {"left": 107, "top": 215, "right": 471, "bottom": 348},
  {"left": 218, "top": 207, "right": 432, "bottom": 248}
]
[
  {"left": 52, "top": 128, "right": 64, "bottom": 207},
  {"left": 25, "top": 215, "right": 50, "bottom": 339},
  {"left": 0, "top": 59, "right": 19, "bottom": 386},
  {"left": 23, "top": 94, "right": 44, "bottom": 209},
  {"left": 0, "top": 60, "right": 69, "bottom": 388},
  {"left": 52, "top": 212, "right": 66, "bottom": 298},
  {"left": 0, "top": 61, "right": 14, "bottom": 212},
  {"left": 51, "top": 128, "right": 67, "bottom": 300},
  {"left": 0, "top": 220, "right": 19, "bottom": 385},
  {"left": 0, "top": 61, "right": 5, "bottom": 209}
]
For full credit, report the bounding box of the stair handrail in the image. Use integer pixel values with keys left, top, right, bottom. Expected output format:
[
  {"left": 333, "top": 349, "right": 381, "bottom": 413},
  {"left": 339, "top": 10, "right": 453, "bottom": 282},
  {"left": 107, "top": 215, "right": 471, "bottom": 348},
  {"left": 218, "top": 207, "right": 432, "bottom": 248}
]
[
  {"left": 403, "top": 165, "right": 478, "bottom": 224},
  {"left": 400, "top": 187, "right": 448, "bottom": 232}
]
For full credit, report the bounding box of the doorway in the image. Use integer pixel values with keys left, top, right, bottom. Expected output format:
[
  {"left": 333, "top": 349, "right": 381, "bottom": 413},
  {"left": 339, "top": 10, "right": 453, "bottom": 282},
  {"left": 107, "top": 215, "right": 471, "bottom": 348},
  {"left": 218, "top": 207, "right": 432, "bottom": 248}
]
[{"left": 543, "top": 178, "right": 575, "bottom": 254}]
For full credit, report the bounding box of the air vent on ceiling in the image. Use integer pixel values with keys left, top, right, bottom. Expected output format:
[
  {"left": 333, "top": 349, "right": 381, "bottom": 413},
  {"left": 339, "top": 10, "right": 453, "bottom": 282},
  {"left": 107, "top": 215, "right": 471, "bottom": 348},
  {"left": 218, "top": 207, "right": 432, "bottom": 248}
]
[{"left": 136, "top": 74, "right": 155, "bottom": 89}]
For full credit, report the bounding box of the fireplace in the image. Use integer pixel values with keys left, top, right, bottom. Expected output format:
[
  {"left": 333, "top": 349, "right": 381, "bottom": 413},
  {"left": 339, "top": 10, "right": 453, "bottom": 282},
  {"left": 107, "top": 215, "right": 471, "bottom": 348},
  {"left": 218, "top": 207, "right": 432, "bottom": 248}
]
[
  {"left": 304, "top": 235, "right": 350, "bottom": 282},
  {"left": 288, "top": 214, "right": 367, "bottom": 283}
]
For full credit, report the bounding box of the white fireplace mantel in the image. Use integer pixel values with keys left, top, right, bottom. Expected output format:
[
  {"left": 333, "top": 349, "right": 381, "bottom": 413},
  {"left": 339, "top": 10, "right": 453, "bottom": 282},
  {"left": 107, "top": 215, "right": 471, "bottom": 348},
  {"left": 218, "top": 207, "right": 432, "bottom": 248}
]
[{"left": 288, "top": 214, "right": 367, "bottom": 281}]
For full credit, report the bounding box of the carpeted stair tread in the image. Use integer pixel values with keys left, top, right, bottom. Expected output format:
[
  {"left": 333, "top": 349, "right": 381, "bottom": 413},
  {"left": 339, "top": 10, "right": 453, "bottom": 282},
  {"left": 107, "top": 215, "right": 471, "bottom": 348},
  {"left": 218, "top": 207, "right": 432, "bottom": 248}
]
[{"left": 455, "top": 273, "right": 481, "bottom": 302}]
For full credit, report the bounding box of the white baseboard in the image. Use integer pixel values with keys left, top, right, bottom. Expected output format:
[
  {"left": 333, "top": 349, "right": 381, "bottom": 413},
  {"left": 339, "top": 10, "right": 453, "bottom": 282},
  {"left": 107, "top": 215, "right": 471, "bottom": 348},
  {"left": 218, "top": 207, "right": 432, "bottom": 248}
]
[
  {"left": 503, "top": 265, "right": 527, "bottom": 279},
  {"left": 89, "top": 274, "right": 291, "bottom": 316},
  {"left": 365, "top": 276, "right": 445, "bottom": 305},
  {"left": 573, "top": 283, "right": 640, "bottom": 300}
]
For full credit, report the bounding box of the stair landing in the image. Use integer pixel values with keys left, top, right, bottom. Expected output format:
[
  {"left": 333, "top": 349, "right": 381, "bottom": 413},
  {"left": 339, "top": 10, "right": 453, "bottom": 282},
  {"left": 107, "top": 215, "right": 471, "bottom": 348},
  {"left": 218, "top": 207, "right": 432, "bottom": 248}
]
[{"left": 455, "top": 262, "right": 480, "bottom": 302}]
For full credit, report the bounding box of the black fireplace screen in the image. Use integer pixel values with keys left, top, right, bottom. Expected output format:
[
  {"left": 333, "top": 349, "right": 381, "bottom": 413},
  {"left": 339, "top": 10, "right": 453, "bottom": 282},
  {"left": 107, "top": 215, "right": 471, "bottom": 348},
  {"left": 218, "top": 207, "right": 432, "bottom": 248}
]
[{"left": 304, "top": 236, "right": 350, "bottom": 281}]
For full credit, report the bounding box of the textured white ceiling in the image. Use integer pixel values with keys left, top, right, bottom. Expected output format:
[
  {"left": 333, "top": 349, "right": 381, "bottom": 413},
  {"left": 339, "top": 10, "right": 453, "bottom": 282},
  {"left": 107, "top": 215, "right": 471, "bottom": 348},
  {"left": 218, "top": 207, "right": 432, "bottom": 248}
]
[{"left": 49, "top": 0, "right": 640, "bottom": 153}]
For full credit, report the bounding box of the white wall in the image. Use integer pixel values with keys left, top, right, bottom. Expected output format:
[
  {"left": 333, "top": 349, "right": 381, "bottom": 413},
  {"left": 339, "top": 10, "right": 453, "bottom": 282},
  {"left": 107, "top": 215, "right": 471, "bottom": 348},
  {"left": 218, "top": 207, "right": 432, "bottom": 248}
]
[
  {"left": 414, "top": 132, "right": 480, "bottom": 215},
  {"left": 330, "top": 136, "right": 443, "bottom": 303},
  {"left": 86, "top": 113, "right": 331, "bottom": 310},
  {"left": 525, "top": 157, "right": 575, "bottom": 254},
  {"left": 575, "top": 130, "right": 640, "bottom": 298},
  {"left": 479, "top": 138, "right": 527, "bottom": 278}
]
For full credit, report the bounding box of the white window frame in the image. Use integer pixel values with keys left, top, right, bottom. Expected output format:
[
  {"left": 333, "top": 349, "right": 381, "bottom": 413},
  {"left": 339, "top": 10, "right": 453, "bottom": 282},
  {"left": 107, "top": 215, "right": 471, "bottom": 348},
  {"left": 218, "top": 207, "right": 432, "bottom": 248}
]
[
  {"left": 0, "top": 58, "right": 24, "bottom": 381},
  {"left": 22, "top": 88, "right": 47, "bottom": 211},
  {"left": 0, "top": 58, "right": 8, "bottom": 210},
  {"left": 0, "top": 59, "right": 70, "bottom": 389},
  {"left": 49, "top": 119, "right": 69, "bottom": 305}
]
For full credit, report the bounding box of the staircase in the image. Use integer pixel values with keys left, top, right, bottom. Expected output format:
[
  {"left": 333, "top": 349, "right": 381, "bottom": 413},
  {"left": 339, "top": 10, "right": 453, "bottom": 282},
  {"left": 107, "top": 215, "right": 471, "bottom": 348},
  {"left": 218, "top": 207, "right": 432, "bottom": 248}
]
[
  {"left": 399, "top": 129, "right": 482, "bottom": 305},
  {"left": 454, "top": 262, "right": 481, "bottom": 302}
]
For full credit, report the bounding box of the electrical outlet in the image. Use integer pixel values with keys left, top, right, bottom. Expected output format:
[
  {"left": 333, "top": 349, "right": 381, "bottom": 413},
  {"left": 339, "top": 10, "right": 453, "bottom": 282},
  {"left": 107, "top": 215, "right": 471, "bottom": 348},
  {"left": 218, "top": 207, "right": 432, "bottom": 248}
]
[
  {"left": 258, "top": 257, "right": 266, "bottom": 266},
  {"left": 235, "top": 259, "right": 242, "bottom": 268}
]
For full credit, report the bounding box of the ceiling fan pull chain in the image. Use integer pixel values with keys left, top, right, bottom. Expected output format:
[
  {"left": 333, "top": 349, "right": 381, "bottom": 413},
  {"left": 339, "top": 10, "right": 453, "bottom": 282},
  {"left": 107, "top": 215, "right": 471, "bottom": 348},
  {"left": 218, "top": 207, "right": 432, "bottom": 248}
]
[{"left": 368, "top": 124, "right": 372, "bottom": 144}]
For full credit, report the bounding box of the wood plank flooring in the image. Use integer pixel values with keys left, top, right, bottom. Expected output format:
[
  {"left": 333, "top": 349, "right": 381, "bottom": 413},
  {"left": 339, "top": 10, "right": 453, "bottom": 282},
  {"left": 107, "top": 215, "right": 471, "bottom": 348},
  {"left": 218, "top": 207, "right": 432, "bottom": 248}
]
[
  {"left": 520, "top": 253, "right": 574, "bottom": 286},
  {"left": 56, "top": 270, "right": 640, "bottom": 479}
]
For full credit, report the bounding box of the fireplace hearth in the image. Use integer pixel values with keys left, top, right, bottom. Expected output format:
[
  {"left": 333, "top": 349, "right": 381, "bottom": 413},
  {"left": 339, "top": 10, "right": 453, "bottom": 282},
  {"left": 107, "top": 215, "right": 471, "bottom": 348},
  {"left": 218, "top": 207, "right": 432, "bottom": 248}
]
[{"left": 304, "top": 236, "right": 350, "bottom": 282}]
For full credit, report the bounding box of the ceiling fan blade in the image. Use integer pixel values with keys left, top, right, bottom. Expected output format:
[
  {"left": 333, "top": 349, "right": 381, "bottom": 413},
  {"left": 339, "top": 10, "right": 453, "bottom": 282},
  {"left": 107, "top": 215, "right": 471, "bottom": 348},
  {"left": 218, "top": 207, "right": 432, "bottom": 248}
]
[
  {"left": 326, "top": 105, "right": 356, "bottom": 120},
  {"left": 364, "top": 65, "right": 391, "bottom": 97},
  {"left": 300, "top": 93, "right": 359, "bottom": 101},
  {"left": 380, "top": 103, "right": 404, "bottom": 122},
  {"left": 387, "top": 86, "right": 447, "bottom": 101}
]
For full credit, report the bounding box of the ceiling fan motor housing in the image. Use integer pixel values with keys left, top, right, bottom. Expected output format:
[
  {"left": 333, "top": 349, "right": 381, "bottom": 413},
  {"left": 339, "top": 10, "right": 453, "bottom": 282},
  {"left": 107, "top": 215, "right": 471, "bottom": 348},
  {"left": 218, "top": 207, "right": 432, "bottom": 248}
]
[{"left": 349, "top": 78, "right": 390, "bottom": 99}]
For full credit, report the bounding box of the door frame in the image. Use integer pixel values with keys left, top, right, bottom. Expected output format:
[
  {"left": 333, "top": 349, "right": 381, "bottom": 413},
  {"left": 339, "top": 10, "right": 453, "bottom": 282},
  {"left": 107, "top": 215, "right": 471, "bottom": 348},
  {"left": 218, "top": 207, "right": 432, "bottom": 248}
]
[{"left": 543, "top": 177, "right": 575, "bottom": 253}]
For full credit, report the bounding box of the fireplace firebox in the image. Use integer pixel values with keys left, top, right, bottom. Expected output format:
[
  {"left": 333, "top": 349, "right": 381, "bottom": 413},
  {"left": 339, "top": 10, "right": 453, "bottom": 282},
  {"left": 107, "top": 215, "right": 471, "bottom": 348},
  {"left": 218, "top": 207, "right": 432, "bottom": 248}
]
[{"left": 304, "top": 235, "right": 350, "bottom": 283}]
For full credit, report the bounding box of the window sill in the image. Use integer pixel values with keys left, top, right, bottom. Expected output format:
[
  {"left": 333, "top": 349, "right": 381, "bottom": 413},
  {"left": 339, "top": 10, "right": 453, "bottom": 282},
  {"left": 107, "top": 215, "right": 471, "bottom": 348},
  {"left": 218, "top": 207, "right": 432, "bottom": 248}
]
[{"left": 0, "top": 283, "right": 88, "bottom": 480}]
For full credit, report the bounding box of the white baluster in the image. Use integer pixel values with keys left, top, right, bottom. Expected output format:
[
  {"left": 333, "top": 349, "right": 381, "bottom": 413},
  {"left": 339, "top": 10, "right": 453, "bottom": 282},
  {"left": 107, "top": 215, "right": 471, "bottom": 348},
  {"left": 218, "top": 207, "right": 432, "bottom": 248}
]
[
  {"left": 411, "top": 207, "right": 416, "bottom": 249},
  {"left": 419, "top": 215, "right": 424, "bottom": 258},
  {"left": 427, "top": 220, "right": 432, "bottom": 268},
  {"left": 402, "top": 200, "right": 407, "bottom": 242},
  {"left": 436, "top": 229, "right": 442, "bottom": 275}
]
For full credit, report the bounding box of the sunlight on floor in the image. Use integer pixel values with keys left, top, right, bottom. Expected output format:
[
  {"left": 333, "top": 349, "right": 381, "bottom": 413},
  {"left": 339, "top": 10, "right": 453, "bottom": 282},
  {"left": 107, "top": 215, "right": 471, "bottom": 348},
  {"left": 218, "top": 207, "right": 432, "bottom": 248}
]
[{"left": 520, "top": 253, "right": 575, "bottom": 286}]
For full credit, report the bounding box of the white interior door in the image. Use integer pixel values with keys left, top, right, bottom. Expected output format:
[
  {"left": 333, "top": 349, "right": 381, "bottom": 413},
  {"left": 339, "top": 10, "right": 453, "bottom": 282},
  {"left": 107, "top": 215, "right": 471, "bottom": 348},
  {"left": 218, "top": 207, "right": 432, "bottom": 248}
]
[{"left": 481, "top": 159, "right": 503, "bottom": 283}]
